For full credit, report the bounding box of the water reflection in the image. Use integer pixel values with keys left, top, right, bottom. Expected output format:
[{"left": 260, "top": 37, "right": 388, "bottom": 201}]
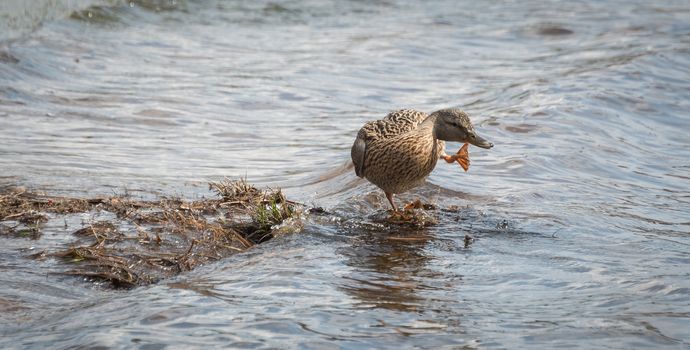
[{"left": 338, "top": 227, "right": 443, "bottom": 312}]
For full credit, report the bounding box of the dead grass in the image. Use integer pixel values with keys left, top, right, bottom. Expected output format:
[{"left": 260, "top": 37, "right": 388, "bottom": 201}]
[
  {"left": 209, "top": 176, "right": 260, "bottom": 203},
  {"left": 0, "top": 179, "right": 300, "bottom": 288},
  {"left": 0, "top": 188, "right": 96, "bottom": 219}
]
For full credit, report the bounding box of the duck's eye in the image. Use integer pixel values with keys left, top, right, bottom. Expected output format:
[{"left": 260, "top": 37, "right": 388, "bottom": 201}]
[{"left": 470, "top": 133, "right": 476, "bottom": 139}]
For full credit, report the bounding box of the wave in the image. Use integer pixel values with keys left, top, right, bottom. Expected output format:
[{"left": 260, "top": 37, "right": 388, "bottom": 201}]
[
  {"left": 0, "top": 0, "right": 114, "bottom": 43},
  {"left": 0, "top": 0, "right": 184, "bottom": 43}
]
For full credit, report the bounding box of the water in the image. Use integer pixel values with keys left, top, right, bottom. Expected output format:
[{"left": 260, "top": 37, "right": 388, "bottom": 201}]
[{"left": 1, "top": 0, "right": 690, "bottom": 348}]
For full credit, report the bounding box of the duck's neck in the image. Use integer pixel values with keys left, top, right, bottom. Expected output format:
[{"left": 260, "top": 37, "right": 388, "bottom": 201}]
[
  {"left": 418, "top": 114, "right": 439, "bottom": 140},
  {"left": 415, "top": 114, "right": 442, "bottom": 168}
]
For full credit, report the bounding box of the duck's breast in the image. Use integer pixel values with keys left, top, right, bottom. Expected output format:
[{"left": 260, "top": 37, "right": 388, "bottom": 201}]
[{"left": 363, "top": 131, "right": 440, "bottom": 194}]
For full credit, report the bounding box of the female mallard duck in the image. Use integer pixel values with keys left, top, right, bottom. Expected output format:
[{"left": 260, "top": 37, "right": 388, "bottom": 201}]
[{"left": 351, "top": 108, "right": 493, "bottom": 211}]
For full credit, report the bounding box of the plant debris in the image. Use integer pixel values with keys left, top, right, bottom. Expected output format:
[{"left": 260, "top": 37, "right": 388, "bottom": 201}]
[
  {"left": 382, "top": 201, "right": 439, "bottom": 228},
  {"left": 464, "top": 234, "right": 474, "bottom": 248},
  {"left": 0, "top": 179, "right": 301, "bottom": 288}
]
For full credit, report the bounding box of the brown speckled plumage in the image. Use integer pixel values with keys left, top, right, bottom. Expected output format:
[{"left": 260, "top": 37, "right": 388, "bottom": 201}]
[
  {"left": 352, "top": 109, "right": 443, "bottom": 193},
  {"left": 351, "top": 108, "right": 493, "bottom": 210}
]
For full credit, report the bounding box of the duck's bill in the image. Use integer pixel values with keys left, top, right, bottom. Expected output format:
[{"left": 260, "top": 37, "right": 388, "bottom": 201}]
[{"left": 470, "top": 134, "right": 494, "bottom": 149}]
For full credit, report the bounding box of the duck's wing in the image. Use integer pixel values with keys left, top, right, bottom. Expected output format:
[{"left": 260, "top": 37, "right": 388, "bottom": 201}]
[
  {"left": 381, "top": 109, "right": 429, "bottom": 133},
  {"left": 351, "top": 135, "right": 367, "bottom": 177},
  {"left": 351, "top": 109, "right": 428, "bottom": 178}
]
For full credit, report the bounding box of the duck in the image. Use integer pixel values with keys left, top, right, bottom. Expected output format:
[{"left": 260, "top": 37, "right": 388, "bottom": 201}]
[{"left": 351, "top": 108, "right": 493, "bottom": 211}]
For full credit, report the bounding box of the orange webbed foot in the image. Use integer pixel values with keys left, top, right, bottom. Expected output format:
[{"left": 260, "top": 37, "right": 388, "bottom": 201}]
[
  {"left": 456, "top": 143, "right": 470, "bottom": 172},
  {"left": 443, "top": 143, "right": 470, "bottom": 171}
]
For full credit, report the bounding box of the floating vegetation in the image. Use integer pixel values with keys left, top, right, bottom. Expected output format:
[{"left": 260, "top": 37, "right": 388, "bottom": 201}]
[{"left": 0, "top": 179, "right": 300, "bottom": 288}]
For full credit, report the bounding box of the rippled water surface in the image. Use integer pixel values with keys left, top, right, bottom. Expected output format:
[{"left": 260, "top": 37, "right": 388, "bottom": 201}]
[{"left": 2, "top": 0, "right": 690, "bottom": 348}]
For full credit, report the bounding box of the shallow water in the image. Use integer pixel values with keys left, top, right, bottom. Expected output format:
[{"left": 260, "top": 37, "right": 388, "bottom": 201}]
[{"left": 1, "top": 0, "right": 690, "bottom": 348}]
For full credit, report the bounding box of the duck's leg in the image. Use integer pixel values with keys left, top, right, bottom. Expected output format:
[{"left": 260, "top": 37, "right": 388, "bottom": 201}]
[
  {"left": 441, "top": 143, "right": 470, "bottom": 171},
  {"left": 441, "top": 153, "right": 457, "bottom": 163},
  {"left": 385, "top": 192, "right": 399, "bottom": 212}
]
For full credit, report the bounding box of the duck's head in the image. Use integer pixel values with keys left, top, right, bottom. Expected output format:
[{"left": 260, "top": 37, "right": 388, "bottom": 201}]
[{"left": 431, "top": 108, "right": 493, "bottom": 149}]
